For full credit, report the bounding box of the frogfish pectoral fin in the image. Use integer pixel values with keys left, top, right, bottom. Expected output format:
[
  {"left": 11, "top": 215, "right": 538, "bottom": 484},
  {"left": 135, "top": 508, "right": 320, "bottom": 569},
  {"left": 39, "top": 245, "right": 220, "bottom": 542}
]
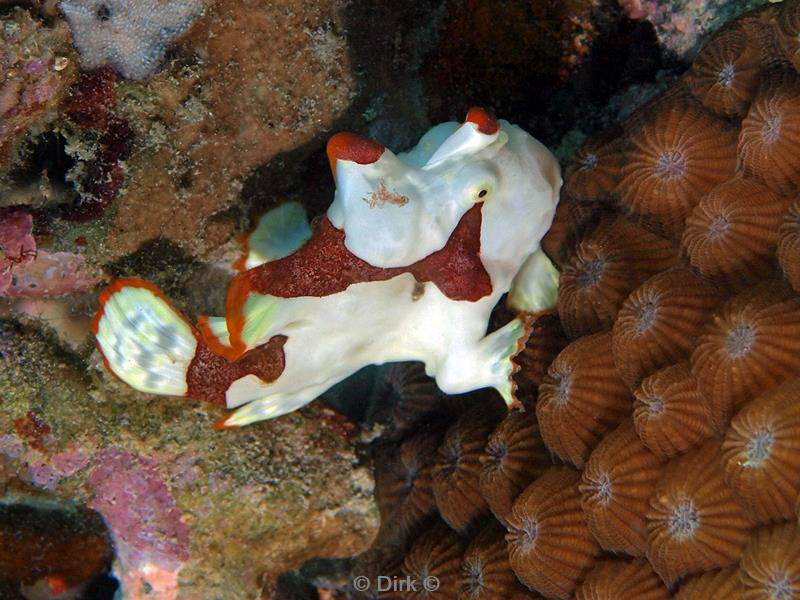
[{"left": 93, "top": 278, "right": 287, "bottom": 424}]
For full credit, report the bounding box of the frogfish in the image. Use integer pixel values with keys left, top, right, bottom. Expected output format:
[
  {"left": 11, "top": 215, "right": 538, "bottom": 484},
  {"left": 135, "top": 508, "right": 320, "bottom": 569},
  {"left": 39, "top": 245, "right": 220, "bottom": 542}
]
[{"left": 92, "top": 108, "right": 562, "bottom": 428}]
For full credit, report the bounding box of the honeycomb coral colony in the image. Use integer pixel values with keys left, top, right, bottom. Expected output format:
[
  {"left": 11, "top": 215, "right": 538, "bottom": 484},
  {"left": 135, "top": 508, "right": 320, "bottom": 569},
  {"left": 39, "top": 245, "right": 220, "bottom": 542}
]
[
  {"left": 86, "top": 2, "right": 800, "bottom": 599},
  {"left": 362, "top": 3, "right": 800, "bottom": 599}
]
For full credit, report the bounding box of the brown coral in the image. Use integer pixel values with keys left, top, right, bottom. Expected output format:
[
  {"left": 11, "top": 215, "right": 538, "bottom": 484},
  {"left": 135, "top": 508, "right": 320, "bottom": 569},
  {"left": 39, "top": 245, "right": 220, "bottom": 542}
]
[
  {"left": 573, "top": 558, "right": 670, "bottom": 600},
  {"left": 556, "top": 220, "right": 633, "bottom": 338},
  {"left": 738, "top": 522, "right": 800, "bottom": 600},
  {"left": 557, "top": 215, "right": 678, "bottom": 339},
  {"left": 579, "top": 420, "right": 664, "bottom": 557},
  {"left": 540, "top": 192, "right": 607, "bottom": 270},
  {"left": 612, "top": 268, "right": 721, "bottom": 390},
  {"left": 633, "top": 363, "right": 717, "bottom": 458},
  {"left": 512, "top": 313, "right": 569, "bottom": 404},
  {"left": 691, "top": 281, "right": 800, "bottom": 428},
  {"left": 401, "top": 521, "right": 466, "bottom": 599},
  {"left": 563, "top": 127, "right": 624, "bottom": 204},
  {"left": 479, "top": 410, "right": 549, "bottom": 528},
  {"left": 681, "top": 177, "right": 790, "bottom": 289},
  {"left": 458, "top": 520, "right": 528, "bottom": 600},
  {"left": 505, "top": 467, "right": 600, "bottom": 600},
  {"left": 776, "top": 0, "right": 800, "bottom": 71},
  {"left": 432, "top": 405, "right": 503, "bottom": 534},
  {"left": 537, "top": 332, "right": 632, "bottom": 468},
  {"left": 684, "top": 20, "right": 761, "bottom": 118},
  {"left": 738, "top": 77, "right": 800, "bottom": 196},
  {"left": 617, "top": 97, "right": 738, "bottom": 240},
  {"left": 374, "top": 430, "right": 440, "bottom": 543},
  {"left": 372, "top": 362, "right": 445, "bottom": 438},
  {"left": 721, "top": 379, "right": 800, "bottom": 525},
  {"left": 646, "top": 440, "right": 752, "bottom": 586},
  {"left": 674, "top": 566, "right": 743, "bottom": 600},
  {"left": 777, "top": 199, "right": 800, "bottom": 293}
]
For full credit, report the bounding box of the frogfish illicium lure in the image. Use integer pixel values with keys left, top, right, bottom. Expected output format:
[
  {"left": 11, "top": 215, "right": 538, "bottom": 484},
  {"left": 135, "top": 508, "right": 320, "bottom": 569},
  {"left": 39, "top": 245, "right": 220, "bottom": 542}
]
[{"left": 92, "top": 108, "right": 562, "bottom": 428}]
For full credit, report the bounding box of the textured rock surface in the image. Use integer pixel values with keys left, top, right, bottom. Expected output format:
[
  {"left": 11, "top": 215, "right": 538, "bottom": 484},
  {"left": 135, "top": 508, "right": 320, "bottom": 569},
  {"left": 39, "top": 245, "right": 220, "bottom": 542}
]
[
  {"left": 0, "top": 8, "right": 77, "bottom": 167},
  {"left": 0, "top": 319, "right": 378, "bottom": 598},
  {"left": 104, "top": 0, "right": 357, "bottom": 259}
]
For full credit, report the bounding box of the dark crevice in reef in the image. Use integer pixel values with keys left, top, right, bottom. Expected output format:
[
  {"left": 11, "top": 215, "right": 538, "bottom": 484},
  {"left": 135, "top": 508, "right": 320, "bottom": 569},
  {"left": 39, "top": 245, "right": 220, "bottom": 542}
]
[
  {"left": 9, "top": 131, "right": 76, "bottom": 193},
  {"left": 106, "top": 237, "right": 200, "bottom": 281},
  {"left": 0, "top": 493, "right": 118, "bottom": 599},
  {"left": 239, "top": 141, "right": 334, "bottom": 225},
  {"left": 4, "top": 131, "right": 79, "bottom": 217},
  {"left": 105, "top": 237, "right": 232, "bottom": 318}
]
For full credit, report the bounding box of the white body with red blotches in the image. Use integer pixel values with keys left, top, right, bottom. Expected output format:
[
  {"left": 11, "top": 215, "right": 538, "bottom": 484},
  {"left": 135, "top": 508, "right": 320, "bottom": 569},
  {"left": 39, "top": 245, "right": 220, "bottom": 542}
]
[{"left": 93, "top": 111, "right": 561, "bottom": 427}]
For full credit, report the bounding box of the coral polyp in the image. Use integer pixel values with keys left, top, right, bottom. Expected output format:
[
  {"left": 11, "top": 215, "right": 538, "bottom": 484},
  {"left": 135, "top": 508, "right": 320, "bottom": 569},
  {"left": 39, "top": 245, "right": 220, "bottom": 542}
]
[
  {"left": 633, "top": 363, "right": 716, "bottom": 458},
  {"left": 556, "top": 216, "right": 677, "bottom": 338},
  {"left": 563, "top": 127, "right": 624, "bottom": 204},
  {"left": 537, "top": 332, "right": 632, "bottom": 468},
  {"left": 737, "top": 522, "right": 800, "bottom": 600},
  {"left": 573, "top": 558, "right": 670, "bottom": 600},
  {"left": 777, "top": 199, "right": 800, "bottom": 293},
  {"left": 681, "top": 177, "right": 790, "bottom": 288},
  {"left": 458, "top": 521, "right": 529, "bottom": 599},
  {"left": 738, "top": 77, "right": 800, "bottom": 196},
  {"left": 684, "top": 20, "right": 761, "bottom": 118},
  {"left": 673, "top": 566, "right": 743, "bottom": 599},
  {"left": 401, "top": 521, "right": 465, "bottom": 599},
  {"left": 479, "top": 409, "right": 549, "bottom": 528},
  {"left": 432, "top": 404, "right": 503, "bottom": 533},
  {"left": 612, "top": 269, "right": 721, "bottom": 390},
  {"left": 617, "top": 97, "right": 737, "bottom": 239},
  {"left": 722, "top": 380, "right": 800, "bottom": 525},
  {"left": 579, "top": 420, "right": 663, "bottom": 557},
  {"left": 690, "top": 281, "right": 800, "bottom": 427},
  {"left": 646, "top": 441, "right": 752, "bottom": 585},
  {"left": 506, "top": 467, "right": 600, "bottom": 599}
]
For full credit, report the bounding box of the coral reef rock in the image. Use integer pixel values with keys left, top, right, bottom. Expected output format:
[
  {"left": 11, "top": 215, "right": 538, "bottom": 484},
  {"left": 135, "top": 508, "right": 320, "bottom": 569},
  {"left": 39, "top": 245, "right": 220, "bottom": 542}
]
[
  {"left": 0, "top": 319, "right": 378, "bottom": 598},
  {"left": 0, "top": 8, "right": 77, "bottom": 167},
  {"left": 104, "top": 0, "right": 357, "bottom": 259}
]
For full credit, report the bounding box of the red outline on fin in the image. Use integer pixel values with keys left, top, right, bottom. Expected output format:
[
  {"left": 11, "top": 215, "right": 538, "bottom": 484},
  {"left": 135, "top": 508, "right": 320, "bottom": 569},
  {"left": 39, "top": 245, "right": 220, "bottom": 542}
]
[
  {"left": 197, "top": 315, "right": 241, "bottom": 362},
  {"left": 91, "top": 277, "right": 197, "bottom": 388},
  {"left": 224, "top": 271, "right": 253, "bottom": 360},
  {"left": 465, "top": 107, "right": 499, "bottom": 135},
  {"left": 213, "top": 413, "right": 240, "bottom": 430},
  {"left": 233, "top": 231, "right": 250, "bottom": 272}
]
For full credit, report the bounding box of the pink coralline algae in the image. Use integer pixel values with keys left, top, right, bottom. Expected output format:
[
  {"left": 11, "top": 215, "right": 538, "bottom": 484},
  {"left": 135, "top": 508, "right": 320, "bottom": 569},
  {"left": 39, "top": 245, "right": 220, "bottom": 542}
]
[
  {"left": 0, "top": 208, "right": 36, "bottom": 293},
  {"left": 1, "top": 411, "right": 91, "bottom": 490},
  {"left": 620, "top": 0, "right": 766, "bottom": 57},
  {"left": 0, "top": 208, "right": 100, "bottom": 297},
  {"left": 4, "top": 249, "right": 100, "bottom": 297},
  {"left": 24, "top": 444, "right": 91, "bottom": 490},
  {"left": 88, "top": 449, "right": 190, "bottom": 569}
]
